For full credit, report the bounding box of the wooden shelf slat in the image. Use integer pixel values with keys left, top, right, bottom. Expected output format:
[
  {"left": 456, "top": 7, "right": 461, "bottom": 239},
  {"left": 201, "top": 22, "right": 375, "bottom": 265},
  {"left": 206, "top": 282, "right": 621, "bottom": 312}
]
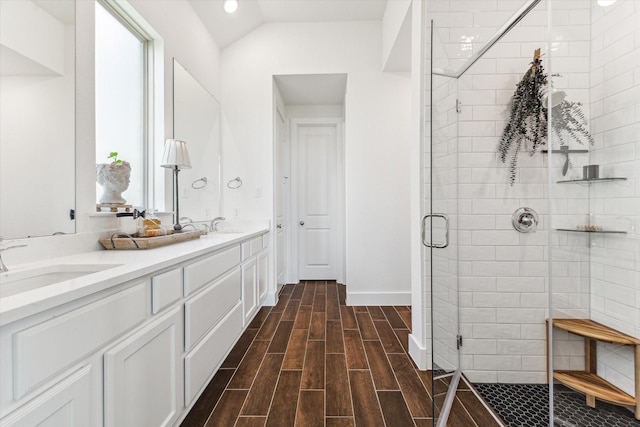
[
  {"left": 551, "top": 318, "right": 640, "bottom": 346},
  {"left": 554, "top": 371, "right": 636, "bottom": 407}
]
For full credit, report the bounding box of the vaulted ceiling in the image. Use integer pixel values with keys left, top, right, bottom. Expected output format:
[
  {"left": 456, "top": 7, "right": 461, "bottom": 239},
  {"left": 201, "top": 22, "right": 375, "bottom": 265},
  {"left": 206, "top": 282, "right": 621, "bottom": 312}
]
[{"left": 189, "top": 0, "right": 389, "bottom": 48}]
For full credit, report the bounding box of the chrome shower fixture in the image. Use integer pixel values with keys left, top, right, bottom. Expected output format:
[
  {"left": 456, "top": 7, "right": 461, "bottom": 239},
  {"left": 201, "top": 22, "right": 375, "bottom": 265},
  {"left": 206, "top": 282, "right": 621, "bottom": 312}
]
[{"left": 512, "top": 207, "right": 539, "bottom": 233}]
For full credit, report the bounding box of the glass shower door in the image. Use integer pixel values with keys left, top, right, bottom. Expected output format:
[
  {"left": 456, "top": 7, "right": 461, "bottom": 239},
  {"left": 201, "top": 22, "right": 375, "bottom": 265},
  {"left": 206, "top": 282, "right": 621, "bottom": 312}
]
[{"left": 427, "top": 21, "right": 460, "bottom": 426}]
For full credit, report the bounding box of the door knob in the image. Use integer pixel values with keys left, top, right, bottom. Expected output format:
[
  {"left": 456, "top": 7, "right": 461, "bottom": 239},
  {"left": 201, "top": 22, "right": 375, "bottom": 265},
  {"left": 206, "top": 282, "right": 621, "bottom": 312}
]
[
  {"left": 277, "top": 224, "right": 282, "bottom": 229},
  {"left": 299, "top": 221, "right": 305, "bottom": 226}
]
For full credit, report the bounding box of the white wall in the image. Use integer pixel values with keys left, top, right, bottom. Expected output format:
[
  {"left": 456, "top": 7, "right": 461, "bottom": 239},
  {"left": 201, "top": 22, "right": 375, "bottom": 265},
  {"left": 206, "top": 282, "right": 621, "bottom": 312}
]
[
  {"left": 382, "top": 0, "right": 412, "bottom": 71},
  {"left": 221, "top": 21, "right": 412, "bottom": 303}
]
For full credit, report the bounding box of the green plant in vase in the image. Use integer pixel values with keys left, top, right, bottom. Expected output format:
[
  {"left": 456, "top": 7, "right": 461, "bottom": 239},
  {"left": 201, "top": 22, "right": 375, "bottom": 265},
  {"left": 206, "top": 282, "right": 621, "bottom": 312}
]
[{"left": 97, "top": 152, "right": 131, "bottom": 204}]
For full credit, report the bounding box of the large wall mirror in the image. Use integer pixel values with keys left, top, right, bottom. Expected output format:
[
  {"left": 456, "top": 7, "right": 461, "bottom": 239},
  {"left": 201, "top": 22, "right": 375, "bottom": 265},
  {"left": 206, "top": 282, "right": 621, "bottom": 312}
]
[
  {"left": 0, "top": 0, "right": 76, "bottom": 239},
  {"left": 172, "top": 59, "right": 222, "bottom": 223}
]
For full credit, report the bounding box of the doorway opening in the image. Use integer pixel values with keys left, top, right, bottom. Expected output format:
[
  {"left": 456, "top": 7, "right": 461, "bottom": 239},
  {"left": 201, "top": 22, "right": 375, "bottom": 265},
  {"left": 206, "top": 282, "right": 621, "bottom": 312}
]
[{"left": 272, "top": 74, "right": 347, "bottom": 292}]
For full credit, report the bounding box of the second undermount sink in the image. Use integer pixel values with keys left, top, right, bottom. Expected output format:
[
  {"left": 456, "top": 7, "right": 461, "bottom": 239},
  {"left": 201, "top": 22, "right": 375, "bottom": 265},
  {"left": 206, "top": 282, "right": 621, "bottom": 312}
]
[{"left": 0, "top": 264, "right": 122, "bottom": 298}]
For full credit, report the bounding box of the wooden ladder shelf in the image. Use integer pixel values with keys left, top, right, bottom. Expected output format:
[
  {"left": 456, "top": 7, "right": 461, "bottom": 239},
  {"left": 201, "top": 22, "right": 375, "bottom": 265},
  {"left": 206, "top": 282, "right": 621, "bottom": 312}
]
[{"left": 547, "top": 318, "right": 640, "bottom": 419}]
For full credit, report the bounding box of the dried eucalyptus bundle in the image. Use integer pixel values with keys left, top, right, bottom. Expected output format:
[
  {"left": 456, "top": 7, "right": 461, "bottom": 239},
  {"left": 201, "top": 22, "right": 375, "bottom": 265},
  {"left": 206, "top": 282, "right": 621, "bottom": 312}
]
[
  {"left": 498, "top": 49, "right": 548, "bottom": 184},
  {"left": 498, "top": 49, "right": 592, "bottom": 184}
]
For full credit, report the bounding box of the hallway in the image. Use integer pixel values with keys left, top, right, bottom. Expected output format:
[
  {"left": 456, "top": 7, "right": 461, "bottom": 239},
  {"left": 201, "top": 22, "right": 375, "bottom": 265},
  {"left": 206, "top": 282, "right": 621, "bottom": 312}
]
[{"left": 181, "top": 281, "right": 500, "bottom": 427}]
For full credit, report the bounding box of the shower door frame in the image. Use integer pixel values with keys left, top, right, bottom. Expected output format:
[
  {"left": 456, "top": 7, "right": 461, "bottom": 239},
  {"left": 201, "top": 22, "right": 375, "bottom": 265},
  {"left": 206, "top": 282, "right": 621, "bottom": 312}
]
[{"left": 427, "top": 19, "right": 462, "bottom": 427}]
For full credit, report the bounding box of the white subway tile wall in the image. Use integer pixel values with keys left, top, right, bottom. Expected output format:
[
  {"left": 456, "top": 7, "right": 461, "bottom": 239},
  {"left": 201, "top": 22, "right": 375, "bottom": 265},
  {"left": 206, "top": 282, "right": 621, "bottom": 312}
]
[
  {"left": 424, "top": 0, "right": 639, "bottom": 393},
  {"left": 585, "top": 0, "right": 640, "bottom": 396}
]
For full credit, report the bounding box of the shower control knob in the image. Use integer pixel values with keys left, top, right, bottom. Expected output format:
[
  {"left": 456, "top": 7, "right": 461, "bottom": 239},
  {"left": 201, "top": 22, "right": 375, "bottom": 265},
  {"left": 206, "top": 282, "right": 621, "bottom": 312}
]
[{"left": 512, "top": 207, "right": 538, "bottom": 233}]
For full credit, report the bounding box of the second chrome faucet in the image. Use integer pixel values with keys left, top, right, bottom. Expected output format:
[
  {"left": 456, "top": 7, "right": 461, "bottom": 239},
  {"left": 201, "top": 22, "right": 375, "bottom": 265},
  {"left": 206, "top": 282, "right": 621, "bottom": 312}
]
[{"left": 209, "top": 217, "right": 226, "bottom": 232}]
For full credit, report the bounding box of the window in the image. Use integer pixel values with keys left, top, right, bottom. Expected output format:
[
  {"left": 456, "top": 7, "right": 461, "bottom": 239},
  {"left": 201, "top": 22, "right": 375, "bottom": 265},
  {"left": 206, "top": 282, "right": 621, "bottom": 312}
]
[{"left": 95, "top": 0, "right": 148, "bottom": 208}]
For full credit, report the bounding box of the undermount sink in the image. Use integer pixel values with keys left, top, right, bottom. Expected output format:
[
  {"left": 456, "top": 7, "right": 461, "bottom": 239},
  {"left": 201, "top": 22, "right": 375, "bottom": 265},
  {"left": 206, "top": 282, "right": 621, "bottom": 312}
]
[
  {"left": 211, "top": 231, "right": 245, "bottom": 235},
  {"left": 0, "top": 264, "right": 122, "bottom": 298},
  {"left": 204, "top": 231, "right": 245, "bottom": 237}
]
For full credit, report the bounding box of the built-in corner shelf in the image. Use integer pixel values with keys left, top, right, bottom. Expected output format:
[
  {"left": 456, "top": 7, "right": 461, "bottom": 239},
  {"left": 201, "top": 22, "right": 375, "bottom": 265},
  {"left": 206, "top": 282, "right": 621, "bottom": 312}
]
[
  {"left": 556, "top": 177, "right": 627, "bottom": 184},
  {"left": 547, "top": 318, "right": 640, "bottom": 419},
  {"left": 556, "top": 228, "right": 627, "bottom": 234}
]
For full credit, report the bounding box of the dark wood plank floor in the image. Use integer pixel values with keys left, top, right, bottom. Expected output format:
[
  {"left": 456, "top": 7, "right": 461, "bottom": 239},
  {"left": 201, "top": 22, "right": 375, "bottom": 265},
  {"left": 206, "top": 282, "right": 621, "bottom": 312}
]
[{"left": 181, "top": 281, "right": 501, "bottom": 427}]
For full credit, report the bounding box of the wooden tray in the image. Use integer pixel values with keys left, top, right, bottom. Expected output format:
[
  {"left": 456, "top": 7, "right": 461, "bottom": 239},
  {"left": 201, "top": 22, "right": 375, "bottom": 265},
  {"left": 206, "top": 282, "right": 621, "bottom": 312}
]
[{"left": 100, "top": 229, "right": 206, "bottom": 250}]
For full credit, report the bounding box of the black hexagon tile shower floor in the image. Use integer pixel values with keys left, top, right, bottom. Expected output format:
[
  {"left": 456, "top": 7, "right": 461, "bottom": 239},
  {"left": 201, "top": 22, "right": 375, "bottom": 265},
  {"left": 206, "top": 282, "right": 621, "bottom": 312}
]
[{"left": 473, "top": 383, "right": 640, "bottom": 427}]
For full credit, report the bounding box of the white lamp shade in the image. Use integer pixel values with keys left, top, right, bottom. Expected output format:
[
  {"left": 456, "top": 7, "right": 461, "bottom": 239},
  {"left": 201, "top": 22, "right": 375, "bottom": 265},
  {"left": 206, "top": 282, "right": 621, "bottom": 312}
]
[{"left": 161, "top": 139, "right": 192, "bottom": 169}]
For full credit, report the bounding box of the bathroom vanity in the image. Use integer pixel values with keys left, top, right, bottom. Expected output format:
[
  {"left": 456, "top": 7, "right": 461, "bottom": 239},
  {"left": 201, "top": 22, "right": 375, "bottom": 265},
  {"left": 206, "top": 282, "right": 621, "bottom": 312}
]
[{"left": 0, "top": 229, "right": 269, "bottom": 426}]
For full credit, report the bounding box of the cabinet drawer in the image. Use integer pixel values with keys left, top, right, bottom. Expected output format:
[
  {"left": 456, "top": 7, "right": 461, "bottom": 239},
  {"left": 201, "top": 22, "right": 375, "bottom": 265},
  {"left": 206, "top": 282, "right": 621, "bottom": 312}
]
[
  {"left": 13, "top": 283, "right": 146, "bottom": 399},
  {"left": 184, "top": 245, "right": 240, "bottom": 296},
  {"left": 184, "top": 303, "right": 243, "bottom": 405},
  {"left": 184, "top": 268, "right": 241, "bottom": 351},
  {"left": 241, "top": 237, "right": 262, "bottom": 261},
  {"left": 152, "top": 268, "right": 182, "bottom": 314}
]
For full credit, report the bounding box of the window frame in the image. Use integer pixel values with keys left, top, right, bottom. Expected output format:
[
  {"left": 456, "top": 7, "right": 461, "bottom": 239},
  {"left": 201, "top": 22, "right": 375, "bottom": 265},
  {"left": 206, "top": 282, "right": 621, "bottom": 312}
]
[{"left": 95, "top": 0, "right": 153, "bottom": 209}]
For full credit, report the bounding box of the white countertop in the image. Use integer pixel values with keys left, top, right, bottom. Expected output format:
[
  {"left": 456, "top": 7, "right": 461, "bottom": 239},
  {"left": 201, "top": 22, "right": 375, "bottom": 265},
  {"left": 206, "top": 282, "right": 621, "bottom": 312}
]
[{"left": 0, "top": 228, "right": 268, "bottom": 327}]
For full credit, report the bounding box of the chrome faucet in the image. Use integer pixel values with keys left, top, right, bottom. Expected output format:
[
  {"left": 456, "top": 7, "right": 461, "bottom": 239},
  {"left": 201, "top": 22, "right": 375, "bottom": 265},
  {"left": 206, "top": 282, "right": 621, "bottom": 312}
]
[
  {"left": 209, "top": 217, "right": 226, "bottom": 232},
  {"left": 0, "top": 238, "right": 27, "bottom": 273}
]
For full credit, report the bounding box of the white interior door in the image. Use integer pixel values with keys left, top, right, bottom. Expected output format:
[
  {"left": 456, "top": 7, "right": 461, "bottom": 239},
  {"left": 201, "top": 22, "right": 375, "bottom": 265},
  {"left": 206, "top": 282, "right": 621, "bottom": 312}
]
[
  {"left": 275, "top": 108, "right": 287, "bottom": 289},
  {"left": 296, "top": 123, "right": 338, "bottom": 280}
]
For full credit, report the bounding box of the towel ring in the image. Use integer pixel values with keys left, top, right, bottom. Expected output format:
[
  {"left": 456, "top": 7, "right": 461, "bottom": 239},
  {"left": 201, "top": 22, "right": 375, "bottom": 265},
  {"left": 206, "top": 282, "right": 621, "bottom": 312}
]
[
  {"left": 191, "top": 177, "right": 208, "bottom": 190},
  {"left": 227, "top": 177, "right": 242, "bottom": 189}
]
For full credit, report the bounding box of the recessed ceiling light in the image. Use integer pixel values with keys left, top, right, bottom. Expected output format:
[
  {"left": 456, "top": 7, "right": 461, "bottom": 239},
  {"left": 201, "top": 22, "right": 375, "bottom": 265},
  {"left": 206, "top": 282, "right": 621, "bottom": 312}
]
[
  {"left": 224, "top": 0, "right": 238, "bottom": 13},
  {"left": 597, "top": 0, "right": 617, "bottom": 6}
]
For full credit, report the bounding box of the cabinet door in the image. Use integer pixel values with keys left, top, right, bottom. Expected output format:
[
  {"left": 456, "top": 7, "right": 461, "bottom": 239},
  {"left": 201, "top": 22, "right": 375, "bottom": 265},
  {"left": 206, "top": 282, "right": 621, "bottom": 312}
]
[
  {"left": 257, "top": 250, "right": 268, "bottom": 304},
  {"left": 13, "top": 283, "right": 146, "bottom": 400},
  {"left": 0, "top": 366, "right": 92, "bottom": 427},
  {"left": 242, "top": 258, "right": 257, "bottom": 326},
  {"left": 104, "top": 307, "right": 183, "bottom": 427}
]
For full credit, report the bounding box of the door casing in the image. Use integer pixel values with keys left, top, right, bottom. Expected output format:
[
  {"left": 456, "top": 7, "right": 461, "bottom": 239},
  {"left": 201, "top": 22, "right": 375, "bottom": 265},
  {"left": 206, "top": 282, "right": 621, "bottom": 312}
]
[{"left": 290, "top": 117, "right": 345, "bottom": 283}]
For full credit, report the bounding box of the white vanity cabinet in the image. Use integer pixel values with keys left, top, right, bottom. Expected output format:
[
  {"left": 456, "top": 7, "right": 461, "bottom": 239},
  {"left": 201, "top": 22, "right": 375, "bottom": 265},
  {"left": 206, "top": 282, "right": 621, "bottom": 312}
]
[
  {"left": 0, "top": 282, "right": 148, "bottom": 426},
  {"left": 104, "top": 306, "right": 183, "bottom": 427},
  {"left": 0, "top": 231, "right": 269, "bottom": 427},
  {"left": 241, "top": 236, "right": 266, "bottom": 325}
]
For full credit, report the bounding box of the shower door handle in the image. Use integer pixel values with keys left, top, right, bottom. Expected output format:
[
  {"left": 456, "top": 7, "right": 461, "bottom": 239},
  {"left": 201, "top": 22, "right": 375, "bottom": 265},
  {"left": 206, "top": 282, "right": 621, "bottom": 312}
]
[{"left": 421, "top": 213, "right": 449, "bottom": 248}]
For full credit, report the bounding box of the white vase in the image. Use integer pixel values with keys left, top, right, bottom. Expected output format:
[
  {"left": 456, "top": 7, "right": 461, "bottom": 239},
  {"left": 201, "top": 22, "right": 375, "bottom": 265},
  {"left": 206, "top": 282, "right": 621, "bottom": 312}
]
[{"left": 96, "top": 161, "right": 131, "bottom": 204}]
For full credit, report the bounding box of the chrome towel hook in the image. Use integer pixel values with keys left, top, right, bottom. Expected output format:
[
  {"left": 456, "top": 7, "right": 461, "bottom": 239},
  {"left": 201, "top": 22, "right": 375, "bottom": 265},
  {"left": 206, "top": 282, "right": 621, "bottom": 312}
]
[
  {"left": 191, "top": 177, "right": 208, "bottom": 190},
  {"left": 227, "top": 177, "right": 242, "bottom": 189}
]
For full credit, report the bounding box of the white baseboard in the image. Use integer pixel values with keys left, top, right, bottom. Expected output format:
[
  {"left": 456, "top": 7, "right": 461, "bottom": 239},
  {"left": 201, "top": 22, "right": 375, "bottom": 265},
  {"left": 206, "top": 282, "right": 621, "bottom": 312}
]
[
  {"left": 346, "top": 291, "right": 411, "bottom": 306},
  {"left": 263, "top": 291, "right": 278, "bottom": 306},
  {"left": 409, "top": 333, "right": 431, "bottom": 370}
]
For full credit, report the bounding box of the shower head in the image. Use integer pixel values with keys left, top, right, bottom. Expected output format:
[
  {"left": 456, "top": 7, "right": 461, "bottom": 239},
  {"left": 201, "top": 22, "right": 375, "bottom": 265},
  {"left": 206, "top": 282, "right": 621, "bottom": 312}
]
[{"left": 542, "top": 88, "right": 566, "bottom": 108}]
